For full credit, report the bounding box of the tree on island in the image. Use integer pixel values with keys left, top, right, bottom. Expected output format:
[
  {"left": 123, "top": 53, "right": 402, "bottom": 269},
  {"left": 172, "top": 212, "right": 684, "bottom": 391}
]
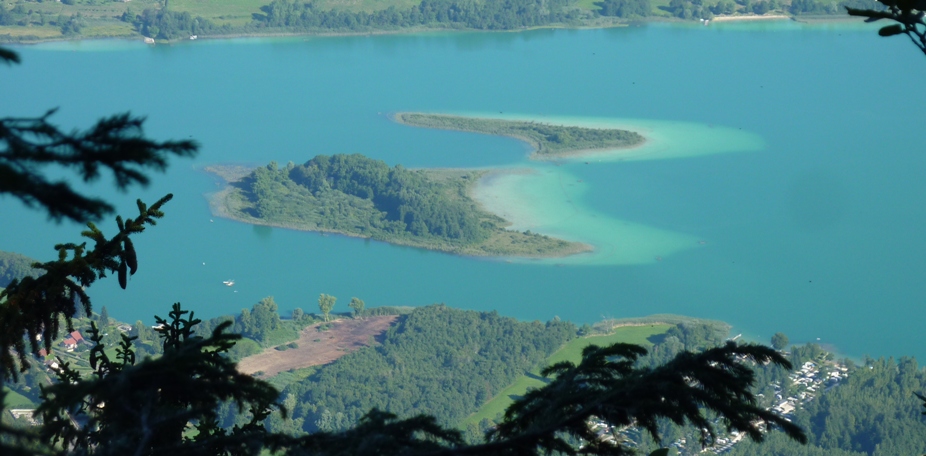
[
  {"left": 349, "top": 297, "right": 365, "bottom": 319},
  {"left": 771, "top": 332, "right": 789, "bottom": 351},
  {"left": 0, "top": 45, "right": 807, "bottom": 455},
  {"left": 318, "top": 293, "right": 336, "bottom": 322}
]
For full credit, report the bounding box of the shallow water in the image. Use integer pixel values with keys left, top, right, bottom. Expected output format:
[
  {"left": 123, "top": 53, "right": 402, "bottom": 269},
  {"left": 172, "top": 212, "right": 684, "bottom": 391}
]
[{"left": 2, "top": 20, "right": 925, "bottom": 360}]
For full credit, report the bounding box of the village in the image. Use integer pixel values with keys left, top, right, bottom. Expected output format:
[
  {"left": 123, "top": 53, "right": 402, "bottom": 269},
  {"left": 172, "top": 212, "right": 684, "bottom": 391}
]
[{"left": 589, "top": 350, "right": 851, "bottom": 455}]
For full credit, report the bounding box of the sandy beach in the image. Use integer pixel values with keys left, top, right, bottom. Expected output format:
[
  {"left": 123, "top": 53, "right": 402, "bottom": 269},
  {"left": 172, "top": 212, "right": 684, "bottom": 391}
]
[{"left": 711, "top": 14, "right": 791, "bottom": 22}]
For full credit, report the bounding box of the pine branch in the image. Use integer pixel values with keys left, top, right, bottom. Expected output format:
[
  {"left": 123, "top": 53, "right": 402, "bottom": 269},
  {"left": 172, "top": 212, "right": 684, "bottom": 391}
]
[
  {"left": 847, "top": 0, "right": 926, "bottom": 56},
  {"left": 0, "top": 195, "right": 174, "bottom": 379},
  {"left": 0, "top": 108, "right": 197, "bottom": 223}
]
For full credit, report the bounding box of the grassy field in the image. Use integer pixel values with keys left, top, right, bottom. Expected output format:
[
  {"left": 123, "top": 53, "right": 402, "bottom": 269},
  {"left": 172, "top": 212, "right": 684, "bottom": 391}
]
[
  {"left": 0, "top": 25, "right": 64, "bottom": 39},
  {"left": 576, "top": 0, "right": 602, "bottom": 11},
  {"left": 3, "top": 387, "right": 36, "bottom": 409},
  {"left": 170, "top": 0, "right": 271, "bottom": 26},
  {"left": 462, "top": 324, "right": 672, "bottom": 426},
  {"left": 310, "top": 0, "right": 421, "bottom": 13},
  {"left": 82, "top": 22, "right": 137, "bottom": 38}
]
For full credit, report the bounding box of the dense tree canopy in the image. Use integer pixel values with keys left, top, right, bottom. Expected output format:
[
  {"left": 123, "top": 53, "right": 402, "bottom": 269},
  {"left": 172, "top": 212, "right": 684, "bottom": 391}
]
[
  {"left": 0, "top": 251, "right": 39, "bottom": 289},
  {"left": 596, "top": 0, "right": 653, "bottom": 18},
  {"left": 245, "top": 154, "right": 495, "bottom": 246},
  {"left": 255, "top": 0, "right": 581, "bottom": 32},
  {"left": 277, "top": 305, "right": 576, "bottom": 433}
]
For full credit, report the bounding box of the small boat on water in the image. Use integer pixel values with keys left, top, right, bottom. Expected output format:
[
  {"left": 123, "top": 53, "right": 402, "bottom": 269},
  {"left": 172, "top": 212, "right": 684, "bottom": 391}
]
[{"left": 223, "top": 280, "right": 235, "bottom": 287}]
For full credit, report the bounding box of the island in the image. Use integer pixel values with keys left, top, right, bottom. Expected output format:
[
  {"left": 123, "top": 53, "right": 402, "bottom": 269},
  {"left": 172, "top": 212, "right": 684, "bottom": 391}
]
[
  {"left": 206, "top": 154, "right": 591, "bottom": 258},
  {"left": 392, "top": 113, "right": 645, "bottom": 159}
]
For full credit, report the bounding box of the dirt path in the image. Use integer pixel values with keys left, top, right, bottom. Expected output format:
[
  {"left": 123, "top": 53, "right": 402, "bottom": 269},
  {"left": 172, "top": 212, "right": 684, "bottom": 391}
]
[{"left": 238, "top": 315, "right": 400, "bottom": 377}]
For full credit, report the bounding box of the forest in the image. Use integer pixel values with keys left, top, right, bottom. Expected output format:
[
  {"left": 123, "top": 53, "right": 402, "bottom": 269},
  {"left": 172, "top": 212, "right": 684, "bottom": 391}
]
[
  {"left": 0, "top": 251, "right": 37, "bottom": 289},
  {"left": 211, "top": 154, "right": 586, "bottom": 257},
  {"left": 188, "top": 300, "right": 926, "bottom": 454},
  {"left": 273, "top": 305, "right": 576, "bottom": 437},
  {"left": 394, "top": 113, "right": 645, "bottom": 159},
  {"left": 6, "top": 238, "right": 926, "bottom": 454},
  {"left": 251, "top": 0, "right": 581, "bottom": 32}
]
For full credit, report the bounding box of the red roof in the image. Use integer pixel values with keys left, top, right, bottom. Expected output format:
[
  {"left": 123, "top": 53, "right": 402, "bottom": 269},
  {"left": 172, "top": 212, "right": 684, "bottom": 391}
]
[
  {"left": 38, "top": 349, "right": 48, "bottom": 357},
  {"left": 69, "top": 331, "right": 83, "bottom": 342},
  {"left": 63, "top": 338, "right": 76, "bottom": 346}
]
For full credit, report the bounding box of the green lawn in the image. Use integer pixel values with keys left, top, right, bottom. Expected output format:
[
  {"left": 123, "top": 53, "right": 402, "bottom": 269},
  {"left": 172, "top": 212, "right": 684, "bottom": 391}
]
[
  {"left": 576, "top": 0, "right": 601, "bottom": 11},
  {"left": 169, "top": 0, "right": 272, "bottom": 26},
  {"left": 310, "top": 0, "right": 421, "bottom": 13},
  {"left": 462, "top": 324, "right": 672, "bottom": 426},
  {"left": 3, "top": 387, "right": 36, "bottom": 409}
]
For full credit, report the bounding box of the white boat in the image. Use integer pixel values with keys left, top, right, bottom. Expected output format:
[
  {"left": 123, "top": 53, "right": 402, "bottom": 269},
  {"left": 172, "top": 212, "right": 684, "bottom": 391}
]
[{"left": 223, "top": 280, "right": 235, "bottom": 287}]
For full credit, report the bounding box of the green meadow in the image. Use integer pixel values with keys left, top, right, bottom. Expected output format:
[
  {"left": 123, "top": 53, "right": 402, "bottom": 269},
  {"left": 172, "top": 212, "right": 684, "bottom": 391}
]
[
  {"left": 3, "top": 387, "right": 35, "bottom": 409},
  {"left": 169, "top": 0, "right": 271, "bottom": 26},
  {"left": 462, "top": 324, "right": 672, "bottom": 426}
]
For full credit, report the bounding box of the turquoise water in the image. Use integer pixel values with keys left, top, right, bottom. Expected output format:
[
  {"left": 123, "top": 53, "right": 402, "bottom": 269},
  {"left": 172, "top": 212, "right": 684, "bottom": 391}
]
[{"left": 2, "top": 20, "right": 925, "bottom": 360}]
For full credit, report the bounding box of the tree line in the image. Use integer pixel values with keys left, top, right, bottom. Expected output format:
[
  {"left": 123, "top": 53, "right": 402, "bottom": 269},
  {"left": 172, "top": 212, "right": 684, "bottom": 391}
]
[{"left": 254, "top": 0, "right": 582, "bottom": 32}]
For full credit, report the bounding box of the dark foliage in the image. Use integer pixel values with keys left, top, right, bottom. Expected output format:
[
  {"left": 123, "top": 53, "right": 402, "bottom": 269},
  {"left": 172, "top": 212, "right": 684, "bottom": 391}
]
[
  {"left": 484, "top": 342, "right": 807, "bottom": 455},
  {"left": 847, "top": 0, "right": 925, "bottom": 55},
  {"left": 35, "top": 304, "right": 284, "bottom": 456},
  {"left": 0, "top": 108, "right": 196, "bottom": 223},
  {"left": 729, "top": 354, "right": 926, "bottom": 455},
  {"left": 0, "top": 194, "right": 177, "bottom": 380}
]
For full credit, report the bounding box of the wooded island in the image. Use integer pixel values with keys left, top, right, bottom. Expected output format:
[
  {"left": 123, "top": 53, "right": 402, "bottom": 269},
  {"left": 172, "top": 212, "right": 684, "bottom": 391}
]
[
  {"left": 393, "top": 112, "right": 645, "bottom": 159},
  {"left": 207, "top": 154, "right": 590, "bottom": 257}
]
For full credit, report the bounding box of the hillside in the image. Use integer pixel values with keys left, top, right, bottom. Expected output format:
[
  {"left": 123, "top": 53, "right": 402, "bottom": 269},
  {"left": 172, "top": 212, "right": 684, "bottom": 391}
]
[
  {"left": 0, "top": 0, "right": 882, "bottom": 43},
  {"left": 274, "top": 304, "right": 578, "bottom": 433},
  {"left": 0, "top": 250, "right": 39, "bottom": 288}
]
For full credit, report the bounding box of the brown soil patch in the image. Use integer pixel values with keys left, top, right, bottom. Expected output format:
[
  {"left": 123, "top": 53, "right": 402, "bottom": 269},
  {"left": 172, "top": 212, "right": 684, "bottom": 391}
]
[{"left": 237, "top": 315, "right": 400, "bottom": 377}]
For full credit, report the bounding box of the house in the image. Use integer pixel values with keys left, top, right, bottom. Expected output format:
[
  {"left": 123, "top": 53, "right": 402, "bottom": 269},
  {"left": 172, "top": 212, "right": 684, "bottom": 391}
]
[
  {"left": 69, "top": 330, "right": 83, "bottom": 344},
  {"left": 9, "top": 409, "right": 37, "bottom": 424},
  {"left": 62, "top": 337, "right": 77, "bottom": 351}
]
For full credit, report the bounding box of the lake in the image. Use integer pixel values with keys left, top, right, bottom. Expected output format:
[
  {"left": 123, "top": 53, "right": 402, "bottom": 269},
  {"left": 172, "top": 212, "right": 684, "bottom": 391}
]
[{"left": 2, "top": 20, "right": 924, "bottom": 360}]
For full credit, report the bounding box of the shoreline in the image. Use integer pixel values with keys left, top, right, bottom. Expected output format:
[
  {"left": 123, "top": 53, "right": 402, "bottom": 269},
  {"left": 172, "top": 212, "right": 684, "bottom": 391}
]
[
  {"left": 0, "top": 20, "right": 629, "bottom": 46},
  {"left": 390, "top": 112, "right": 648, "bottom": 161},
  {"left": 711, "top": 14, "right": 792, "bottom": 22},
  {"left": 202, "top": 165, "right": 593, "bottom": 260},
  {"left": 0, "top": 14, "right": 866, "bottom": 46}
]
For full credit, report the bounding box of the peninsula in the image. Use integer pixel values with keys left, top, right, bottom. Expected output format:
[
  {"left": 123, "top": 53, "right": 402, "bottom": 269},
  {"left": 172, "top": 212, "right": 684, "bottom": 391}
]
[
  {"left": 392, "top": 113, "right": 645, "bottom": 159},
  {"left": 206, "top": 154, "right": 590, "bottom": 258}
]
